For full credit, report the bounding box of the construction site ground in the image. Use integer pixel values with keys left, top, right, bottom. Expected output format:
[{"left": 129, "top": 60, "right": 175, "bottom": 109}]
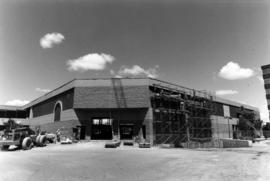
[{"left": 1, "top": 141, "right": 270, "bottom": 181}]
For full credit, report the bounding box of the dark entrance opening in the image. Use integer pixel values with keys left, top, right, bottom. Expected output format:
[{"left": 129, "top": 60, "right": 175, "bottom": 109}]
[
  {"left": 142, "top": 125, "right": 146, "bottom": 139},
  {"left": 91, "top": 118, "right": 112, "bottom": 140},
  {"left": 120, "top": 124, "right": 134, "bottom": 140},
  {"left": 73, "top": 126, "right": 86, "bottom": 140},
  {"left": 80, "top": 126, "right": 86, "bottom": 140}
]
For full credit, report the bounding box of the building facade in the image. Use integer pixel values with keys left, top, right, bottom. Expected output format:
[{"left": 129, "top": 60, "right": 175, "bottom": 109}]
[
  {"left": 0, "top": 78, "right": 260, "bottom": 145},
  {"left": 262, "top": 64, "right": 270, "bottom": 121}
]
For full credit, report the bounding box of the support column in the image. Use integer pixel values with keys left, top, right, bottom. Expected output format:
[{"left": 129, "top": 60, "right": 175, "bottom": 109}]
[
  {"left": 145, "top": 108, "right": 154, "bottom": 145},
  {"left": 185, "top": 112, "right": 190, "bottom": 142}
]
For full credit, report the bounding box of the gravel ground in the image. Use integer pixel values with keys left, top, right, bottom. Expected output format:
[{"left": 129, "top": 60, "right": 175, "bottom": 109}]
[{"left": 1, "top": 141, "right": 270, "bottom": 181}]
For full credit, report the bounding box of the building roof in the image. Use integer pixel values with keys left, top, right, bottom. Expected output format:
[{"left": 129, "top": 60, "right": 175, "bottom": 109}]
[{"left": 0, "top": 78, "right": 259, "bottom": 112}]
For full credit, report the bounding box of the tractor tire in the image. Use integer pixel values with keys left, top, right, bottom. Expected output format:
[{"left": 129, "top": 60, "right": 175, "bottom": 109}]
[
  {"left": 36, "top": 135, "right": 41, "bottom": 146},
  {"left": 38, "top": 135, "right": 47, "bottom": 147},
  {"left": 22, "top": 137, "right": 32, "bottom": 150},
  {"left": 1, "top": 145, "right": 9, "bottom": 151}
]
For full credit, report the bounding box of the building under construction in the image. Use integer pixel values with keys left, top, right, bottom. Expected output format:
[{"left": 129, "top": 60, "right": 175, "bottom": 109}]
[{"left": 0, "top": 78, "right": 261, "bottom": 145}]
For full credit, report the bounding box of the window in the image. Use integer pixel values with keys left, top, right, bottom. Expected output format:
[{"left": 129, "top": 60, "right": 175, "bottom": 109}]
[
  {"left": 92, "top": 118, "right": 112, "bottom": 125},
  {"left": 102, "top": 118, "right": 112, "bottom": 125},
  {"left": 93, "top": 119, "right": 100, "bottom": 125},
  {"left": 54, "top": 102, "right": 62, "bottom": 122}
]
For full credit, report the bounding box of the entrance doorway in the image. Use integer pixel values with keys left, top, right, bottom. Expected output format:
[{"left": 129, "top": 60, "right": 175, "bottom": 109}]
[
  {"left": 91, "top": 118, "right": 113, "bottom": 140},
  {"left": 120, "top": 124, "right": 134, "bottom": 140},
  {"left": 73, "top": 126, "right": 86, "bottom": 140}
]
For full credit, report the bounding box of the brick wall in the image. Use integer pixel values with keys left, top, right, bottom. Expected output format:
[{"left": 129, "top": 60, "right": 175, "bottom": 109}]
[
  {"left": 32, "top": 89, "right": 74, "bottom": 117},
  {"left": 73, "top": 85, "right": 150, "bottom": 109}
]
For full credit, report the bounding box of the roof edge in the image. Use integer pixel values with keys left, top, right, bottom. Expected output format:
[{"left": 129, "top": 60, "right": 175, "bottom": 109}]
[{"left": 0, "top": 77, "right": 259, "bottom": 113}]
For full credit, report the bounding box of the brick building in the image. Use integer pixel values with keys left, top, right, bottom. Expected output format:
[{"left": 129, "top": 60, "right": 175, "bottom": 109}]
[
  {"left": 0, "top": 78, "right": 260, "bottom": 144},
  {"left": 262, "top": 64, "right": 270, "bottom": 121}
]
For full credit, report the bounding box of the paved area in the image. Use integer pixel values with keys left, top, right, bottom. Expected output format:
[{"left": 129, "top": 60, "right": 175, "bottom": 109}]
[{"left": 1, "top": 141, "right": 270, "bottom": 181}]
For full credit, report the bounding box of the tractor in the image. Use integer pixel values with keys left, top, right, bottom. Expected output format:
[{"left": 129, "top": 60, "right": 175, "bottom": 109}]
[{"left": 0, "top": 119, "right": 46, "bottom": 150}]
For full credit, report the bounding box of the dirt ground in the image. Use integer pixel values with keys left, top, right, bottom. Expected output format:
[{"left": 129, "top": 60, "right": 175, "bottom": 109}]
[{"left": 1, "top": 141, "right": 270, "bottom": 181}]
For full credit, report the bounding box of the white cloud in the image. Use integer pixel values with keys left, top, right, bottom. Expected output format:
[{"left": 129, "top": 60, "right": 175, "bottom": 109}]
[
  {"left": 5, "top": 100, "right": 29, "bottom": 106},
  {"left": 35, "top": 88, "right": 51, "bottom": 93},
  {"left": 215, "top": 90, "right": 238, "bottom": 96},
  {"left": 218, "top": 61, "right": 254, "bottom": 80},
  {"left": 116, "top": 65, "right": 159, "bottom": 78},
  {"left": 67, "top": 53, "right": 115, "bottom": 72},
  {"left": 40, "top": 32, "right": 65, "bottom": 49}
]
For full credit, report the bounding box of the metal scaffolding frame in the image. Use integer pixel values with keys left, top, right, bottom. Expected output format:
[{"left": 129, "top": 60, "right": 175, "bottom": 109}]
[{"left": 150, "top": 83, "right": 214, "bottom": 146}]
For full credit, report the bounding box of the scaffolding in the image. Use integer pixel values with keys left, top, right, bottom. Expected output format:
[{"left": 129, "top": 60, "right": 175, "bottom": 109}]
[
  {"left": 150, "top": 83, "right": 214, "bottom": 146},
  {"left": 236, "top": 107, "right": 262, "bottom": 139},
  {"left": 150, "top": 80, "right": 264, "bottom": 147},
  {"left": 187, "top": 90, "right": 213, "bottom": 142}
]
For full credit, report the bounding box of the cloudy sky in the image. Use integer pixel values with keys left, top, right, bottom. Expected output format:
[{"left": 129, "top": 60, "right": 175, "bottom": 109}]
[{"left": 0, "top": 0, "right": 269, "bottom": 122}]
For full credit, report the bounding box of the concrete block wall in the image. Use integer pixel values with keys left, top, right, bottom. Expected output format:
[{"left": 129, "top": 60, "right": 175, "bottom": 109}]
[
  {"left": 33, "top": 119, "right": 81, "bottom": 137},
  {"left": 24, "top": 109, "right": 78, "bottom": 126},
  {"left": 221, "top": 139, "right": 251, "bottom": 148},
  {"left": 181, "top": 139, "right": 223, "bottom": 148},
  {"left": 211, "top": 115, "right": 238, "bottom": 139},
  {"left": 180, "top": 139, "right": 250, "bottom": 148}
]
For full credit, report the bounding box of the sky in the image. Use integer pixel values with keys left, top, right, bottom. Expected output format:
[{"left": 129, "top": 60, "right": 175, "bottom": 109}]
[{"left": 0, "top": 0, "right": 270, "bottom": 122}]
